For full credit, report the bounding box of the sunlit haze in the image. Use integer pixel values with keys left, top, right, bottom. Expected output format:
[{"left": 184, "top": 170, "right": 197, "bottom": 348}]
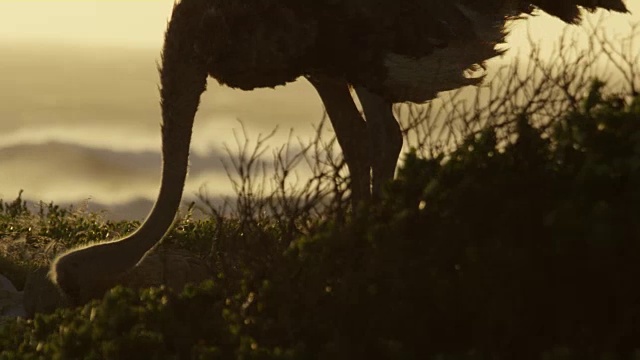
[
  {"left": 0, "top": 1, "right": 638, "bottom": 219},
  {"left": 1, "top": 1, "right": 638, "bottom": 47},
  {"left": 0, "top": 1, "right": 175, "bottom": 47}
]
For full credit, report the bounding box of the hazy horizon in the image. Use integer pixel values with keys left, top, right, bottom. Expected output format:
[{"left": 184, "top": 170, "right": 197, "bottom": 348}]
[{"left": 0, "top": 1, "right": 638, "bottom": 220}]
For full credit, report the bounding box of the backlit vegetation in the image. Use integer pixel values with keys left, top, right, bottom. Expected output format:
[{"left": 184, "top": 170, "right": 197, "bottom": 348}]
[{"left": 1, "top": 23, "right": 639, "bottom": 359}]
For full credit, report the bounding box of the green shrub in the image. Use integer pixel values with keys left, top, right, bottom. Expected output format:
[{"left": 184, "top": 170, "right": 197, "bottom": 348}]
[
  {"left": 2, "top": 84, "right": 639, "bottom": 359},
  {"left": 250, "top": 83, "right": 640, "bottom": 358}
]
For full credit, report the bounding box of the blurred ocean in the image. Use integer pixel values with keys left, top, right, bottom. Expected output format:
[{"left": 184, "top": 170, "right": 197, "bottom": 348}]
[{"left": 0, "top": 42, "right": 324, "bottom": 219}]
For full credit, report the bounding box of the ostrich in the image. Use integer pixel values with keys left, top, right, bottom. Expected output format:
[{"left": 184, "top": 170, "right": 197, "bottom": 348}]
[{"left": 50, "top": 0, "right": 628, "bottom": 303}]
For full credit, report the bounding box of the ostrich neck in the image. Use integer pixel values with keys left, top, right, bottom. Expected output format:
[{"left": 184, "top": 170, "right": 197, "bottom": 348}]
[
  {"left": 116, "top": 91, "right": 203, "bottom": 263},
  {"left": 93, "top": 0, "right": 208, "bottom": 272}
]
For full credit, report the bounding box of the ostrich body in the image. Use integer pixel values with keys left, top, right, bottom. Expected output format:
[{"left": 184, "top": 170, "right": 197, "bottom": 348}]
[{"left": 50, "top": 0, "right": 628, "bottom": 303}]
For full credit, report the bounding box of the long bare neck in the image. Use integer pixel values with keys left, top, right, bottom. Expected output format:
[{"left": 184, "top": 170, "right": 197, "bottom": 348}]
[
  {"left": 50, "top": 0, "right": 208, "bottom": 300},
  {"left": 100, "top": 0, "right": 208, "bottom": 265}
]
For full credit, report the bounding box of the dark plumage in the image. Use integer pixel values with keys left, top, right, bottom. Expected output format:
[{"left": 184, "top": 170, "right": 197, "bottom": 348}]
[{"left": 196, "top": 0, "right": 628, "bottom": 101}]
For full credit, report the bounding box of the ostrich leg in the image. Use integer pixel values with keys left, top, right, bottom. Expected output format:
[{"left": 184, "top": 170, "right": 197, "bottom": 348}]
[
  {"left": 354, "top": 86, "right": 402, "bottom": 200},
  {"left": 307, "top": 75, "right": 371, "bottom": 205}
]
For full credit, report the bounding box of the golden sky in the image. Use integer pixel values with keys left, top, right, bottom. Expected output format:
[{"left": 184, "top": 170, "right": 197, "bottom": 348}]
[
  {"left": 0, "top": 0, "right": 176, "bottom": 47},
  {"left": 0, "top": 1, "right": 638, "bottom": 48}
]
